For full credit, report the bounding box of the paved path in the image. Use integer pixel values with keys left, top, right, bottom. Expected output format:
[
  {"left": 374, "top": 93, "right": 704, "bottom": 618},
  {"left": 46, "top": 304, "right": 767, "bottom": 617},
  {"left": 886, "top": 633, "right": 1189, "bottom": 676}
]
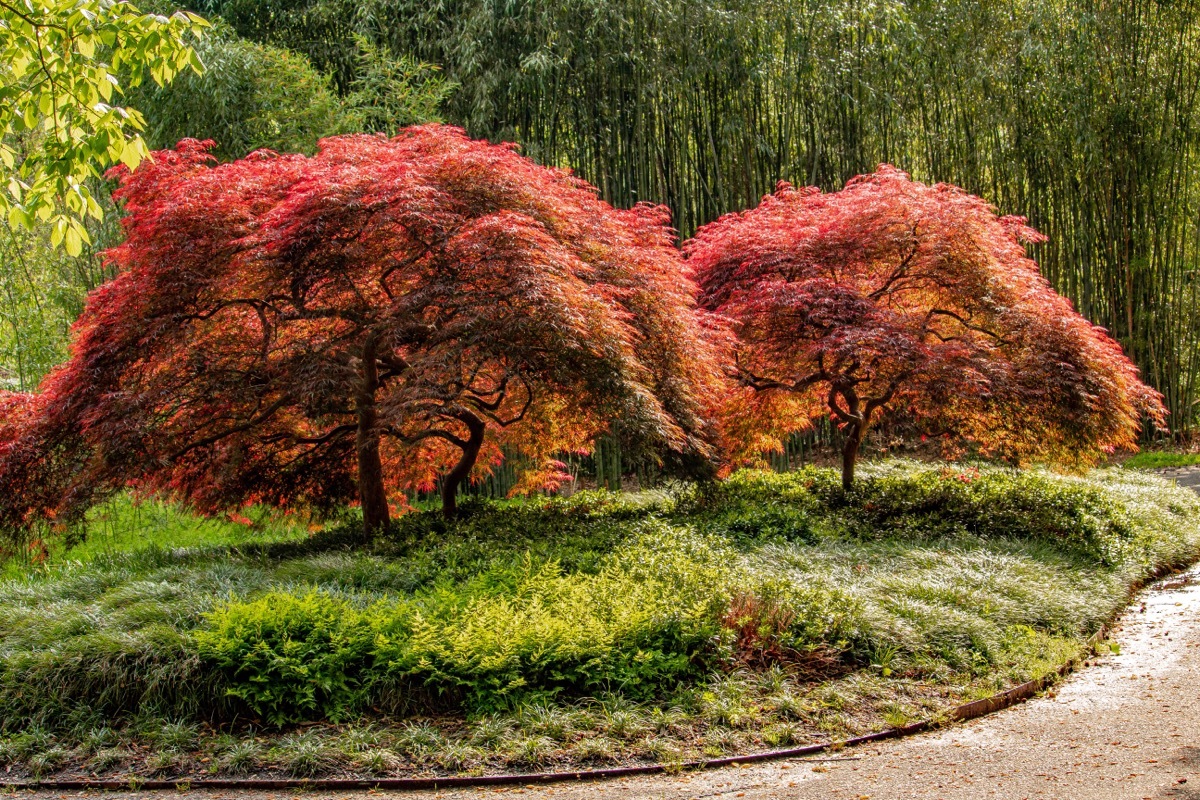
[
  {"left": 1152, "top": 465, "right": 1200, "bottom": 491},
  {"left": 19, "top": 565, "right": 1200, "bottom": 800}
]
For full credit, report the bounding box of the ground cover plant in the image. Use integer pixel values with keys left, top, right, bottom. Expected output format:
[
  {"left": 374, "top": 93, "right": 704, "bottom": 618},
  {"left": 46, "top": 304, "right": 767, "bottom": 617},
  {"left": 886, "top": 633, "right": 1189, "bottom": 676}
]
[{"left": 0, "top": 460, "right": 1196, "bottom": 780}]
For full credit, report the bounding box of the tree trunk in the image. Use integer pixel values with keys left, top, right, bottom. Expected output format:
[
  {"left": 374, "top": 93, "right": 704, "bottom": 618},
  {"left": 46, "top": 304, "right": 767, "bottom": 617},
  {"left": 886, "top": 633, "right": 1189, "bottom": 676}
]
[
  {"left": 833, "top": 385, "right": 868, "bottom": 492},
  {"left": 841, "top": 421, "right": 864, "bottom": 491},
  {"left": 441, "top": 412, "right": 487, "bottom": 521},
  {"left": 357, "top": 421, "right": 390, "bottom": 540},
  {"left": 357, "top": 336, "right": 390, "bottom": 541}
]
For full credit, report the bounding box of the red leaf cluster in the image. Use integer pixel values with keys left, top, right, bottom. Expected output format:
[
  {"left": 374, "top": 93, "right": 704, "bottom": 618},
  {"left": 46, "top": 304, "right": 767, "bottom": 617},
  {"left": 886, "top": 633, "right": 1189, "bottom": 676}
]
[
  {"left": 0, "top": 126, "right": 720, "bottom": 531},
  {"left": 688, "top": 166, "right": 1166, "bottom": 485},
  {"left": 0, "top": 147, "right": 1164, "bottom": 535}
]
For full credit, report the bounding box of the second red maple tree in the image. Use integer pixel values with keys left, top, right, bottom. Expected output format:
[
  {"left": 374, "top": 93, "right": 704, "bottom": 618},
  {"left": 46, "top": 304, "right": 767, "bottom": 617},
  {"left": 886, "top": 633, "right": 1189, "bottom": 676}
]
[{"left": 688, "top": 166, "right": 1165, "bottom": 488}]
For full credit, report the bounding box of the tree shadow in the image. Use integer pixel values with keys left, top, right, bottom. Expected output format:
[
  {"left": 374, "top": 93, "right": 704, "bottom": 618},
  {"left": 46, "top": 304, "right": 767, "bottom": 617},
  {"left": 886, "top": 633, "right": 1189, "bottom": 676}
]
[{"left": 1153, "top": 746, "right": 1200, "bottom": 799}]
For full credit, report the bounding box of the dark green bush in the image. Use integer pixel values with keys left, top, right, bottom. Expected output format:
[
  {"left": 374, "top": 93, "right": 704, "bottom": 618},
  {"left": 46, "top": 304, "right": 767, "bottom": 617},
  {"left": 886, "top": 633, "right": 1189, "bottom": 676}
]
[
  {"left": 838, "top": 467, "right": 1135, "bottom": 558},
  {"left": 705, "top": 505, "right": 818, "bottom": 546},
  {"left": 698, "top": 464, "right": 1174, "bottom": 565}
]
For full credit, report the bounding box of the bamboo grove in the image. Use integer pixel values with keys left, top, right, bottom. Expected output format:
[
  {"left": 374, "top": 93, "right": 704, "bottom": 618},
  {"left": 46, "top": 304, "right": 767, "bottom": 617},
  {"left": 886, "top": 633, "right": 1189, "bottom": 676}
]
[{"left": 197, "top": 0, "right": 1200, "bottom": 433}]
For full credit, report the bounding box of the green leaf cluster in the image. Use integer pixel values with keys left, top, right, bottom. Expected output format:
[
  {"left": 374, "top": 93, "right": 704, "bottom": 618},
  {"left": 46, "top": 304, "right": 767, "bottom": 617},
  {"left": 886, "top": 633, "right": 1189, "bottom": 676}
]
[
  {"left": 130, "top": 25, "right": 453, "bottom": 160},
  {"left": 196, "top": 523, "right": 735, "bottom": 723},
  {"left": 0, "top": 0, "right": 207, "bottom": 252},
  {"left": 194, "top": 591, "right": 375, "bottom": 726}
]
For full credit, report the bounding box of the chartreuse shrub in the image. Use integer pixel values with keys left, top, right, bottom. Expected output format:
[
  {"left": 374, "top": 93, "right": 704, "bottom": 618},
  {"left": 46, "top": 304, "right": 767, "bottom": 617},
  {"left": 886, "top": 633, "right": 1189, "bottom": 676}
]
[
  {"left": 195, "top": 591, "right": 377, "bottom": 725},
  {"left": 373, "top": 524, "right": 732, "bottom": 709},
  {"left": 196, "top": 523, "right": 858, "bottom": 722},
  {"left": 1, "top": 460, "right": 1198, "bottom": 747}
]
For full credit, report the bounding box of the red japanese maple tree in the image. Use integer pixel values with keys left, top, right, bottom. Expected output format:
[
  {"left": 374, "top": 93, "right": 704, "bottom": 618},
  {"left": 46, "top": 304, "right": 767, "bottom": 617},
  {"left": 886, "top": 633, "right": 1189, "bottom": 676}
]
[
  {"left": 687, "top": 166, "right": 1166, "bottom": 488},
  {"left": 0, "top": 126, "right": 720, "bottom": 535}
]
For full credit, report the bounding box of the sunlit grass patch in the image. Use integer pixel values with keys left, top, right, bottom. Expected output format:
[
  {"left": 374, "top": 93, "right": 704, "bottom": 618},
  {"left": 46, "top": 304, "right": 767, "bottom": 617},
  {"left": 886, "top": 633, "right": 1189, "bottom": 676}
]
[
  {"left": 1121, "top": 450, "right": 1200, "bottom": 470},
  {"left": 2, "top": 494, "right": 313, "bottom": 578}
]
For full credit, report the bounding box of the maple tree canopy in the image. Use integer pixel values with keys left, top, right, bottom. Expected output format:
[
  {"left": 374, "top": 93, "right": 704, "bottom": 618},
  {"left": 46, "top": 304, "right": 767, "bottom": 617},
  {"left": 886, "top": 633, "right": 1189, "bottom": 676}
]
[
  {"left": 0, "top": 126, "right": 720, "bottom": 534},
  {"left": 688, "top": 166, "right": 1166, "bottom": 489}
]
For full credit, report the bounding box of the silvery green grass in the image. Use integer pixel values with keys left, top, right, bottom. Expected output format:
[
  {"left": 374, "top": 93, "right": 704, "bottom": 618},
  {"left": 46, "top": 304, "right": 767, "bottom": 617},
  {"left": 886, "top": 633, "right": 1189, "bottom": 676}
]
[{"left": 1, "top": 460, "right": 1196, "bottom": 779}]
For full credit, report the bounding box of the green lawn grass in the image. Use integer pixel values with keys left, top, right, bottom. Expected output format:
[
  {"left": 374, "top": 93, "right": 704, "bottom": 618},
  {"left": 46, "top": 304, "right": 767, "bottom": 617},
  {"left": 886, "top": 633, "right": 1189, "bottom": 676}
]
[
  {"left": 1, "top": 496, "right": 312, "bottom": 579},
  {"left": 0, "top": 460, "right": 1196, "bottom": 780},
  {"left": 1122, "top": 450, "right": 1200, "bottom": 469}
]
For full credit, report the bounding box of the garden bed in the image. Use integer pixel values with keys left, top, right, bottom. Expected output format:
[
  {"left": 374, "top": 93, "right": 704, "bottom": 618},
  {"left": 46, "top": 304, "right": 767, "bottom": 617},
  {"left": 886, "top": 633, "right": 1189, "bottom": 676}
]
[{"left": 1, "top": 461, "right": 1197, "bottom": 781}]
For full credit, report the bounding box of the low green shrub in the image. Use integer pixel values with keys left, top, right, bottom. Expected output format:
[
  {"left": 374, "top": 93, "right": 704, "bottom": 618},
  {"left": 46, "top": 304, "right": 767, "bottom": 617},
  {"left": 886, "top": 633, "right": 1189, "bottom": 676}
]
[
  {"left": 841, "top": 466, "right": 1139, "bottom": 563},
  {"left": 1121, "top": 450, "right": 1200, "bottom": 470},
  {"left": 376, "top": 524, "right": 730, "bottom": 710},
  {"left": 199, "top": 524, "right": 734, "bottom": 720},
  {"left": 196, "top": 591, "right": 377, "bottom": 725},
  {"left": 697, "top": 463, "right": 1200, "bottom": 567}
]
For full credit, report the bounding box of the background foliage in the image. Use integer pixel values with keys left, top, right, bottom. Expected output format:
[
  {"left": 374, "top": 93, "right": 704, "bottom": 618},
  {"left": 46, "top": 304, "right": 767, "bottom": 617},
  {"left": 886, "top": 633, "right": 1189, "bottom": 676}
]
[
  {"left": 128, "top": 25, "right": 453, "bottom": 160},
  {"left": 0, "top": 0, "right": 206, "bottom": 250}
]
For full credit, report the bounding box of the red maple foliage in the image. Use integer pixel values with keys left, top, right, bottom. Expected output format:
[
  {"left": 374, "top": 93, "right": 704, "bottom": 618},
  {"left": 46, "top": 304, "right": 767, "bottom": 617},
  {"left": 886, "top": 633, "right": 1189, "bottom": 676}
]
[
  {"left": 0, "top": 126, "right": 720, "bottom": 535},
  {"left": 687, "top": 166, "right": 1166, "bottom": 488}
]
